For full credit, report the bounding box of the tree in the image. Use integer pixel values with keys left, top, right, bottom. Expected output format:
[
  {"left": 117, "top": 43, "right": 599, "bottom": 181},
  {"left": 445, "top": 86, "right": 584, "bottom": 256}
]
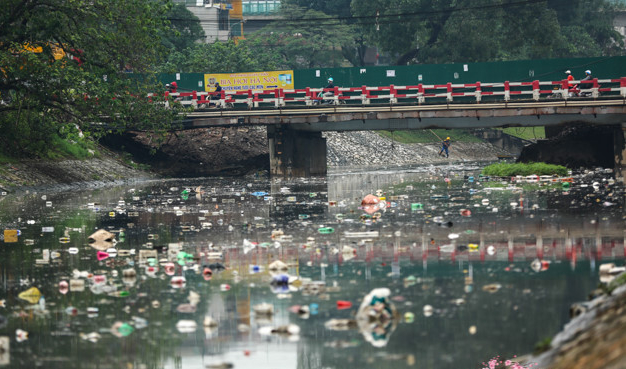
[
  {"left": 158, "top": 40, "right": 281, "bottom": 73},
  {"left": 0, "top": 0, "right": 182, "bottom": 158},
  {"left": 350, "top": 0, "right": 624, "bottom": 65},
  {"left": 282, "top": 0, "right": 369, "bottom": 66},
  {"left": 161, "top": 4, "right": 206, "bottom": 53},
  {"left": 245, "top": 4, "right": 355, "bottom": 69}
]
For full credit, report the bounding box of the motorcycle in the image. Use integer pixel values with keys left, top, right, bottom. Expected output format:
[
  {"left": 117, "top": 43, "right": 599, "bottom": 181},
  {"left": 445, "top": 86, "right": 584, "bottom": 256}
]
[{"left": 312, "top": 91, "right": 345, "bottom": 105}]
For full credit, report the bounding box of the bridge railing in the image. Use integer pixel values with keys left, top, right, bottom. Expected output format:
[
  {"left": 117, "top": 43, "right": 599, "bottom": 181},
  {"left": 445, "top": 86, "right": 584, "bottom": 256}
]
[{"left": 159, "top": 77, "right": 626, "bottom": 109}]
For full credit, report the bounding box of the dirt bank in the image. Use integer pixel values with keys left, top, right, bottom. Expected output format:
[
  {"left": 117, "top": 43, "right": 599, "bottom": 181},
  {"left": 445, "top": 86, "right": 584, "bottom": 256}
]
[
  {"left": 100, "top": 128, "right": 512, "bottom": 178},
  {"left": 1, "top": 128, "right": 513, "bottom": 192},
  {"left": 0, "top": 147, "right": 155, "bottom": 193}
]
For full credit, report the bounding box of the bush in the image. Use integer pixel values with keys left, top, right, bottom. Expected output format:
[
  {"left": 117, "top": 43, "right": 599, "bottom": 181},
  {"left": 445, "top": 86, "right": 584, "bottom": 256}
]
[{"left": 482, "top": 162, "right": 568, "bottom": 177}]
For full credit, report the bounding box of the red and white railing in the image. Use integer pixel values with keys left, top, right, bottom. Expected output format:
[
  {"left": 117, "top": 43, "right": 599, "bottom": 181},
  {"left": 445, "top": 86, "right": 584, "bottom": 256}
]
[{"left": 158, "top": 77, "right": 626, "bottom": 109}]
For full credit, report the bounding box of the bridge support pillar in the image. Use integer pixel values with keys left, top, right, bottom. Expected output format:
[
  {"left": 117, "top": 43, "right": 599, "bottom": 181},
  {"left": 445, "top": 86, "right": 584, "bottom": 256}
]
[
  {"left": 616, "top": 123, "right": 626, "bottom": 183},
  {"left": 267, "top": 125, "right": 327, "bottom": 177}
]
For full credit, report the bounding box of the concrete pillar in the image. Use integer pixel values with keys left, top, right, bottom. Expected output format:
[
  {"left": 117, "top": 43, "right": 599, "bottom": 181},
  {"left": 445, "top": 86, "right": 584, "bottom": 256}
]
[
  {"left": 616, "top": 123, "right": 626, "bottom": 183},
  {"left": 267, "top": 125, "right": 327, "bottom": 177}
]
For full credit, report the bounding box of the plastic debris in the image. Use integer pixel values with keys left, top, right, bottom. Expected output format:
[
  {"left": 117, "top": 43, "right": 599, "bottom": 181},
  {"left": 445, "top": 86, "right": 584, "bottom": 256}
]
[
  {"left": 336, "top": 300, "right": 352, "bottom": 310},
  {"left": 258, "top": 324, "right": 300, "bottom": 337},
  {"left": 269, "top": 260, "right": 288, "bottom": 273},
  {"left": 18, "top": 287, "right": 41, "bottom": 304},
  {"left": 530, "top": 259, "right": 550, "bottom": 272},
  {"left": 170, "top": 276, "right": 186, "bottom": 289},
  {"left": 404, "top": 312, "right": 415, "bottom": 323},
  {"left": 253, "top": 303, "right": 274, "bottom": 316},
  {"left": 80, "top": 332, "right": 101, "bottom": 343},
  {"left": 176, "top": 320, "right": 197, "bottom": 333},
  {"left": 3, "top": 230, "right": 18, "bottom": 243},
  {"left": 318, "top": 227, "right": 334, "bottom": 234},
  {"left": 482, "top": 283, "right": 502, "bottom": 293},
  {"left": 324, "top": 319, "right": 357, "bottom": 331},
  {"left": 599, "top": 263, "right": 626, "bottom": 283},
  {"left": 0, "top": 336, "right": 8, "bottom": 365},
  {"left": 96, "top": 250, "right": 109, "bottom": 261},
  {"left": 423, "top": 305, "right": 433, "bottom": 317},
  {"left": 111, "top": 322, "right": 134, "bottom": 337},
  {"left": 356, "top": 288, "right": 398, "bottom": 347},
  {"left": 15, "top": 329, "right": 28, "bottom": 342}
]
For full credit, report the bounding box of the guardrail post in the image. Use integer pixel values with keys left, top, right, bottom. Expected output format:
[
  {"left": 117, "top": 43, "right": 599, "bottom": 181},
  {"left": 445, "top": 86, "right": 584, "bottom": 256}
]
[
  {"left": 220, "top": 90, "right": 226, "bottom": 108},
  {"left": 561, "top": 80, "right": 569, "bottom": 100},
  {"left": 191, "top": 90, "right": 198, "bottom": 108},
  {"left": 247, "top": 89, "right": 253, "bottom": 108},
  {"left": 361, "top": 86, "right": 370, "bottom": 105},
  {"left": 592, "top": 78, "right": 599, "bottom": 98},
  {"left": 446, "top": 82, "right": 453, "bottom": 102},
  {"left": 475, "top": 81, "right": 482, "bottom": 103},
  {"left": 417, "top": 84, "right": 425, "bottom": 104},
  {"left": 621, "top": 77, "right": 626, "bottom": 98},
  {"left": 504, "top": 81, "right": 510, "bottom": 101},
  {"left": 333, "top": 86, "right": 339, "bottom": 105},
  {"left": 389, "top": 84, "right": 397, "bottom": 104},
  {"left": 254, "top": 93, "right": 259, "bottom": 108},
  {"left": 532, "top": 80, "right": 540, "bottom": 101},
  {"left": 305, "top": 87, "right": 312, "bottom": 106},
  {"left": 274, "top": 89, "right": 282, "bottom": 108}
]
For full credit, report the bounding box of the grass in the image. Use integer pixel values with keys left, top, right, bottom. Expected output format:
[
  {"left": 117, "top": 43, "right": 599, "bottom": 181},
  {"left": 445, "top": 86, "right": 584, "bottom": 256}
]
[
  {"left": 482, "top": 162, "right": 568, "bottom": 177},
  {"left": 604, "top": 272, "right": 626, "bottom": 295},
  {"left": 533, "top": 337, "right": 552, "bottom": 355},
  {"left": 45, "top": 135, "right": 98, "bottom": 160},
  {"left": 377, "top": 129, "right": 483, "bottom": 143},
  {"left": 499, "top": 127, "right": 545, "bottom": 140},
  {"left": 0, "top": 152, "right": 13, "bottom": 164}
]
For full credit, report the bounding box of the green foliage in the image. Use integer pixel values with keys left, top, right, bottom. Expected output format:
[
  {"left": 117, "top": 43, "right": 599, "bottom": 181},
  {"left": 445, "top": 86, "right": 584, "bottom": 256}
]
[
  {"left": 159, "top": 40, "right": 280, "bottom": 73},
  {"left": 161, "top": 4, "right": 205, "bottom": 53},
  {"left": 0, "top": 0, "right": 184, "bottom": 159},
  {"left": 482, "top": 162, "right": 569, "bottom": 177},
  {"left": 604, "top": 272, "right": 626, "bottom": 295},
  {"left": 245, "top": 4, "right": 356, "bottom": 69},
  {"left": 378, "top": 129, "right": 482, "bottom": 143},
  {"left": 534, "top": 337, "right": 553, "bottom": 355},
  {"left": 350, "top": 0, "right": 624, "bottom": 65}
]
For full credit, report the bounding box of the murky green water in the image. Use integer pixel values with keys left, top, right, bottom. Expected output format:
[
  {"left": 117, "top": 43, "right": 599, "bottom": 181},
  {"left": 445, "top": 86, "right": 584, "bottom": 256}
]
[{"left": 0, "top": 164, "right": 623, "bottom": 369}]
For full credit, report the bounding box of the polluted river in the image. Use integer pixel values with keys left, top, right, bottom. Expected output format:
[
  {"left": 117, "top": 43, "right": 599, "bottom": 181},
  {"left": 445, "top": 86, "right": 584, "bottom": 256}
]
[{"left": 0, "top": 163, "right": 624, "bottom": 369}]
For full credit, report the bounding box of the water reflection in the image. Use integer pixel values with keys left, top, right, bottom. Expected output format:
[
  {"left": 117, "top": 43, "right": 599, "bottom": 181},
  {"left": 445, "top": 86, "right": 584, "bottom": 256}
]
[{"left": 0, "top": 164, "right": 623, "bottom": 369}]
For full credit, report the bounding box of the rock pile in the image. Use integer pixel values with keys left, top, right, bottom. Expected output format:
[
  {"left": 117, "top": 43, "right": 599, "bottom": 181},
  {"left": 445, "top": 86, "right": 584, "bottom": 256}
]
[{"left": 325, "top": 131, "right": 510, "bottom": 167}]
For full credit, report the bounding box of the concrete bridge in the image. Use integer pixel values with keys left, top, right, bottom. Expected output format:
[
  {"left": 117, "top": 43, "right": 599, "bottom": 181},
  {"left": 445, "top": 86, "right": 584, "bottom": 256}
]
[{"left": 162, "top": 77, "right": 626, "bottom": 178}]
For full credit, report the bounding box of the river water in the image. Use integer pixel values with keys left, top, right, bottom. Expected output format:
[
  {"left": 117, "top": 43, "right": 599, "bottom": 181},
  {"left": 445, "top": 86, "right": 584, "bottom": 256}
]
[{"left": 0, "top": 163, "right": 623, "bottom": 369}]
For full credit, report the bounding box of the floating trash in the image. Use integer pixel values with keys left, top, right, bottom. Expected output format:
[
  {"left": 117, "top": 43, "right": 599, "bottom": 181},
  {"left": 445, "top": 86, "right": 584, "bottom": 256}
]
[
  {"left": 318, "top": 227, "right": 334, "bottom": 234},
  {"left": 356, "top": 288, "right": 398, "bottom": 347},
  {"left": 482, "top": 283, "right": 502, "bottom": 293},
  {"left": 15, "top": 329, "right": 28, "bottom": 342},
  {"left": 18, "top": 287, "right": 41, "bottom": 304}
]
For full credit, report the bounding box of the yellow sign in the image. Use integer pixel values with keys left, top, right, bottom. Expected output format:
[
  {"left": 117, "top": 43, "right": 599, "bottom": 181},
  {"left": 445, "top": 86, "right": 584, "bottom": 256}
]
[
  {"left": 3, "top": 230, "right": 18, "bottom": 243},
  {"left": 204, "top": 70, "right": 294, "bottom": 92}
]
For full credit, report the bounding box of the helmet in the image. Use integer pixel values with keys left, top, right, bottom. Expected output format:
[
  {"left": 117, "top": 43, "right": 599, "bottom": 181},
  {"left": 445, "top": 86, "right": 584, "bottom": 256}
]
[
  {"left": 565, "top": 70, "right": 571, "bottom": 74},
  {"left": 446, "top": 137, "right": 450, "bottom": 140},
  {"left": 585, "top": 70, "right": 591, "bottom": 75},
  {"left": 171, "top": 82, "right": 178, "bottom": 87},
  {"left": 328, "top": 77, "right": 333, "bottom": 82},
  {"left": 166, "top": 83, "right": 170, "bottom": 87}
]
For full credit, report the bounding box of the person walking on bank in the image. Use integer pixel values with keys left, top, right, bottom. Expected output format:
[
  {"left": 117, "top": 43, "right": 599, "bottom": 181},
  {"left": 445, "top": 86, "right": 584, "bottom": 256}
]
[{"left": 439, "top": 137, "right": 451, "bottom": 158}]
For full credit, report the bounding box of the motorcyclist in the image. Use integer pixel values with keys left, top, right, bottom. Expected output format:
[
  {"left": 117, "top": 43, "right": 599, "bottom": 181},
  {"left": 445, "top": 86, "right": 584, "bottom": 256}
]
[
  {"left": 322, "top": 77, "right": 335, "bottom": 102},
  {"left": 565, "top": 70, "right": 574, "bottom": 89},
  {"left": 579, "top": 70, "right": 593, "bottom": 90}
]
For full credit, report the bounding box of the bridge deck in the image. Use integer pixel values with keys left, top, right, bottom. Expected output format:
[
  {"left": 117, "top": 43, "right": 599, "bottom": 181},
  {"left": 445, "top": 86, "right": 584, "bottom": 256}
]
[{"left": 180, "top": 98, "right": 626, "bottom": 131}]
